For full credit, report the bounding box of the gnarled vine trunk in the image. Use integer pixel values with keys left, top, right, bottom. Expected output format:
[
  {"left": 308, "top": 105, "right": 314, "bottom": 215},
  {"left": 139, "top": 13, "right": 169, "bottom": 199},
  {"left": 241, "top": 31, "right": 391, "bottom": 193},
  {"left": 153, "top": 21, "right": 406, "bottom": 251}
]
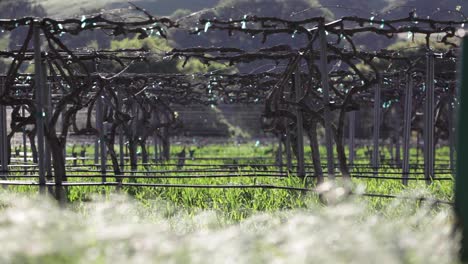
[{"left": 307, "top": 121, "right": 324, "bottom": 184}]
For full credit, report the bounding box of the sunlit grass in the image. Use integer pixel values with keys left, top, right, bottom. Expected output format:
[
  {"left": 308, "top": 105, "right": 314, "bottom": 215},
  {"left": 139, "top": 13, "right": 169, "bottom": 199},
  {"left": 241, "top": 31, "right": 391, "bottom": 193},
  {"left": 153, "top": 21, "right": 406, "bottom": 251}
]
[
  {"left": 0, "top": 189, "right": 458, "bottom": 264},
  {"left": 6, "top": 142, "right": 455, "bottom": 221},
  {"left": 1, "top": 142, "right": 459, "bottom": 262}
]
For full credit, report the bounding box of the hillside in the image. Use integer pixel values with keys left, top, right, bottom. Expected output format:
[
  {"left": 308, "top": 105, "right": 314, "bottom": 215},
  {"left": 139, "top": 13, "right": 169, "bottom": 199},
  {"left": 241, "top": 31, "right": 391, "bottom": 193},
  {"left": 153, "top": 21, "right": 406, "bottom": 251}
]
[
  {"left": 3, "top": 0, "right": 467, "bottom": 20},
  {"left": 27, "top": 0, "right": 219, "bottom": 17}
]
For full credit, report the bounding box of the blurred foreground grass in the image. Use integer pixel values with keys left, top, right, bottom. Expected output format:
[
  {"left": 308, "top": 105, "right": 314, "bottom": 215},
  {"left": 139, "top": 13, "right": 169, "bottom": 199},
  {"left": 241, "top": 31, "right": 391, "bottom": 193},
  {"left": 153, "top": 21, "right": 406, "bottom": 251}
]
[{"left": 1, "top": 142, "right": 458, "bottom": 263}]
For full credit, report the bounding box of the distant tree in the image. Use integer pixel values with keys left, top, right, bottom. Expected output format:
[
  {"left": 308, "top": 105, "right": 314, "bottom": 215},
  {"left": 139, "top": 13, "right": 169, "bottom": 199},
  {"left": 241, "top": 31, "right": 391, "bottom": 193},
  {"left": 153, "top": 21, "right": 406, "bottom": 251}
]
[
  {"left": 0, "top": 1, "right": 46, "bottom": 19},
  {"left": 107, "top": 36, "right": 180, "bottom": 73},
  {"left": 357, "top": 37, "right": 455, "bottom": 75},
  {"left": 103, "top": 36, "right": 235, "bottom": 74},
  {"left": 0, "top": 1, "right": 46, "bottom": 50}
]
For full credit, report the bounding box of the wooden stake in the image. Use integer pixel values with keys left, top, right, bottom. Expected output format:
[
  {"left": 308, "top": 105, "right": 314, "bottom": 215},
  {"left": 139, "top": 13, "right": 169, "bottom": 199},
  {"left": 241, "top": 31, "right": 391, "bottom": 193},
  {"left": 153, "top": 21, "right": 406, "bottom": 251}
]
[
  {"left": 402, "top": 74, "right": 413, "bottom": 185},
  {"left": 0, "top": 78, "right": 7, "bottom": 180},
  {"left": 33, "top": 24, "right": 46, "bottom": 193},
  {"left": 96, "top": 94, "right": 106, "bottom": 182},
  {"left": 348, "top": 111, "right": 356, "bottom": 166},
  {"left": 424, "top": 52, "right": 435, "bottom": 184},
  {"left": 294, "top": 66, "right": 305, "bottom": 179},
  {"left": 318, "top": 21, "right": 335, "bottom": 180},
  {"left": 372, "top": 78, "right": 382, "bottom": 176}
]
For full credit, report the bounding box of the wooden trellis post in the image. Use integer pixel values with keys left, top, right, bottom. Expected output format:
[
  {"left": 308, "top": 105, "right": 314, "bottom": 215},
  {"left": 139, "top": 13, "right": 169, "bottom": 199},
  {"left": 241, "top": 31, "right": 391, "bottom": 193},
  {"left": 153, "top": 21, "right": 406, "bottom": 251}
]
[
  {"left": 117, "top": 91, "right": 125, "bottom": 171},
  {"left": 394, "top": 75, "right": 401, "bottom": 167},
  {"left": 0, "top": 104, "right": 6, "bottom": 178},
  {"left": 153, "top": 114, "right": 159, "bottom": 163},
  {"left": 424, "top": 52, "right": 435, "bottom": 184},
  {"left": 96, "top": 94, "right": 106, "bottom": 182},
  {"left": 94, "top": 133, "right": 99, "bottom": 165},
  {"left": 43, "top": 62, "right": 52, "bottom": 183},
  {"left": 131, "top": 101, "right": 138, "bottom": 172},
  {"left": 119, "top": 128, "right": 125, "bottom": 171},
  {"left": 153, "top": 132, "right": 159, "bottom": 163},
  {"left": 60, "top": 87, "right": 66, "bottom": 160},
  {"left": 94, "top": 94, "right": 100, "bottom": 166},
  {"left": 294, "top": 66, "right": 305, "bottom": 179},
  {"left": 402, "top": 73, "right": 413, "bottom": 185},
  {"left": 33, "top": 23, "right": 46, "bottom": 193},
  {"left": 278, "top": 135, "right": 283, "bottom": 174},
  {"left": 394, "top": 129, "right": 401, "bottom": 167},
  {"left": 449, "top": 92, "right": 455, "bottom": 173},
  {"left": 318, "top": 21, "right": 335, "bottom": 180},
  {"left": 455, "top": 36, "right": 468, "bottom": 262},
  {"left": 348, "top": 111, "right": 356, "bottom": 166},
  {"left": 0, "top": 77, "right": 7, "bottom": 180},
  {"left": 21, "top": 106, "right": 27, "bottom": 164},
  {"left": 372, "top": 78, "right": 382, "bottom": 175},
  {"left": 285, "top": 120, "right": 292, "bottom": 172}
]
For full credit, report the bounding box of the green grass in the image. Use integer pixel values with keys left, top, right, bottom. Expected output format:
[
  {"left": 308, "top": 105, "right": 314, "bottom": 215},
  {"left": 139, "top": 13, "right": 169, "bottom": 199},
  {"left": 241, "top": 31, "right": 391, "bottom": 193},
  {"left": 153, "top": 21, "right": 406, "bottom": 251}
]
[
  {"left": 0, "top": 141, "right": 459, "bottom": 263},
  {"left": 6, "top": 142, "right": 455, "bottom": 221}
]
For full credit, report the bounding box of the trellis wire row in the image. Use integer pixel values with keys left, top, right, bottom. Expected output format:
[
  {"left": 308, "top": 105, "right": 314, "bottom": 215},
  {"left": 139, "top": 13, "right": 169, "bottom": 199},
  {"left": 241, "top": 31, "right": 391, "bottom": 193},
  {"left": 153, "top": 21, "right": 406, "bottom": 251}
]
[{"left": 0, "top": 180, "right": 453, "bottom": 206}]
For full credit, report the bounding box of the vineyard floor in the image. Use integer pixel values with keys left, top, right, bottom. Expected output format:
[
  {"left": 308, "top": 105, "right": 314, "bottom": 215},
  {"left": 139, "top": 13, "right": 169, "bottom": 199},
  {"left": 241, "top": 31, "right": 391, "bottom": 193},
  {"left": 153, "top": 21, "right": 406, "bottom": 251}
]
[{"left": 0, "top": 142, "right": 457, "bottom": 263}]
